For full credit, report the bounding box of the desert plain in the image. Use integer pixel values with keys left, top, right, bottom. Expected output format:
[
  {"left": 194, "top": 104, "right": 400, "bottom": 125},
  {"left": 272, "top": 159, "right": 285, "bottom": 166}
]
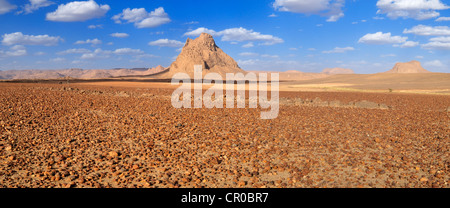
[{"left": 0, "top": 74, "right": 448, "bottom": 188}]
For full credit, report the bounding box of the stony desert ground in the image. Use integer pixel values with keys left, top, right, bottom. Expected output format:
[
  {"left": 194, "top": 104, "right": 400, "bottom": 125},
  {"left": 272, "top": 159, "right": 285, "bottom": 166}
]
[{"left": 0, "top": 82, "right": 448, "bottom": 188}]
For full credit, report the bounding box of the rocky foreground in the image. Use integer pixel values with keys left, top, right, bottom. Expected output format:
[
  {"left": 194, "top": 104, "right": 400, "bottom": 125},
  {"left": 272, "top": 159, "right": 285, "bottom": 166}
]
[{"left": 0, "top": 83, "right": 448, "bottom": 188}]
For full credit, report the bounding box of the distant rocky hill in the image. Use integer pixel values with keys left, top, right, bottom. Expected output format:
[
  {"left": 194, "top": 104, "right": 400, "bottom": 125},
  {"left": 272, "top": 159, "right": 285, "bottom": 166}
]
[
  {"left": 322, "top": 68, "right": 354, "bottom": 75},
  {"left": 157, "top": 33, "right": 245, "bottom": 79},
  {"left": 384, "top": 60, "right": 431, "bottom": 73},
  {"left": 0, "top": 65, "right": 167, "bottom": 80}
]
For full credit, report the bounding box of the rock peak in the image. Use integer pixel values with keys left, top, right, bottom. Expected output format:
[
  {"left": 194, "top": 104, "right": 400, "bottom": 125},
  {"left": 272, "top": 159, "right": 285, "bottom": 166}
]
[
  {"left": 158, "top": 33, "right": 244, "bottom": 78},
  {"left": 199, "top": 32, "right": 214, "bottom": 39},
  {"left": 385, "top": 60, "right": 431, "bottom": 73}
]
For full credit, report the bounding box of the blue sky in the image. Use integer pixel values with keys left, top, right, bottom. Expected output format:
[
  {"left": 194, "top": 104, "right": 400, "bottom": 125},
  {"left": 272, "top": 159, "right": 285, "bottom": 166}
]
[{"left": 0, "top": 0, "right": 449, "bottom": 73}]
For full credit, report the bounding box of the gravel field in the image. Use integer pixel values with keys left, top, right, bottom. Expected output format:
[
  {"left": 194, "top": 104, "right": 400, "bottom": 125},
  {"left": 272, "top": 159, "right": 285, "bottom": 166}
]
[{"left": 0, "top": 83, "right": 448, "bottom": 188}]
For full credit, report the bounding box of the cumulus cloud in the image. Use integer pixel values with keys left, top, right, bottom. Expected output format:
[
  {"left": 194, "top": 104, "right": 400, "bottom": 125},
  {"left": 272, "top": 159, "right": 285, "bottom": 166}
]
[
  {"left": 112, "top": 48, "right": 144, "bottom": 55},
  {"left": 322, "top": 46, "right": 355, "bottom": 53},
  {"left": 80, "top": 48, "right": 110, "bottom": 59},
  {"left": 148, "top": 39, "right": 184, "bottom": 47},
  {"left": 0, "top": 0, "right": 17, "bottom": 14},
  {"left": 46, "top": 0, "right": 110, "bottom": 22},
  {"left": 394, "top": 41, "right": 419, "bottom": 48},
  {"left": 358, "top": 32, "right": 408, "bottom": 45},
  {"left": 239, "top": 52, "right": 259, "bottom": 56},
  {"left": 184, "top": 27, "right": 284, "bottom": 45},
  {"left": 422, "top": 42, "right": 450, "bottom": 50},
  {"left": 424, "top": 60, "right": 444, "bottom": 67},
  {"left": 436, "top": 16, "right": 450, "bottom": 21},
  {"left": 79, "top": 47, "right": 147, "bottom": 59},
  {"left": 242, "top": 42, "right": 255, "bottom": 48},
  {"left": 376, "top": 0, "right": 449, "bottom": 20},
  {"left": 110, "top": 33, "right": 129, "bottom": 38},
  {"left": 2, "top": 32, "right": 62, "bottom": 46},
  {"left": 88, "top": 24, "right": 102, "bottom": 29},
  {"left": 50, "top": 57, "right": 66, "bottom": 62},
  {"left": 57, "top": 48, "right": 91, "bottom": 55},
  {"left": 112, "top": 7, "right": 171, "bottom": 28},
  {"left": 184, "top": 27, "right": 217, "bottom": 36},
  {"left": 421, "top": 36, "right": 450, "bottom": 50},
  {"left": 403, "top": 24, "right": 450, "bottom": 36},
  {"left": 273, "top": 0, "right": 345, "bottom": 22},
  {"left": 74, "top": 38, "right": 102, "bottom": 45},
  {"left": 0, "top": 45, "right": 27, "bottom": 57},
  {"left": 20, "top": 0, "right": 54, "bottom": 14}
]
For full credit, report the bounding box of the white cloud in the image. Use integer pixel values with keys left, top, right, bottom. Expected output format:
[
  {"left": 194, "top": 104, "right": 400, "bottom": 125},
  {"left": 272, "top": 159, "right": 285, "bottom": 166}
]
[
  {"left": 50, "top": 57, "right": 65, "bottom": 62},
  {"left": 423, "top": 41, "right": 450, "bottom": 50},
  {"left": 184, "top": 21, "right": 199, "bottom": 25},
  {"left": 421, "top": 36, "right": 450, "bottom": 50},
  {"left": 113, "top": 48, "right": 144, "bottom": 55},
  {"left": 269, "top": 13, "right": 277, "bottom": 17},
  {"left": 0, "top": 0, "right": 17, "bottom": 14},
  {"left": 261, "top": 54, "right": 279, "bottom": 58},
  {"left": 239, "top": 52, "right": 259, "bottom": 56},
  {"left": 436, "top": 16, "right": 450, "bottom": 21},
  {"left": 88, "top": 24, "right": 102, "bottom": 29},
  {"left": 358, "top": 32, "right": 408, "bottom": 45},
  {"left": 112, "top": 7, "right": 171, "bottom": 28},
  {"left": 57, "top": 48, "right": 91, "bottom": 55},
  {"left": 184, "top": 27, "right": 284, "bottom": 45},
  {"left": 273, "top": 0, "right": 345, "bottom": 22},
  {"left": 242, "top": 42, "right": 255, "bottom": 48},
  {"left": 394, "top": 41, "right": 419, "bottom": 48},
  {"left": 424, "top": 60, "right": 444, "bottom": 67},
  {"left": 46, "top": 0, "right": 110, "bottom": 22},
  {"left": 20, "top": 0, "right": 54, "bottom": 14},
  {"left": 403, "top": 25, "right": 450, "bottom": 36},
  {"left": 184, "top": 27, "right": 218, "bottom": 36},
  {"left": 429, "top": 36, "right": 450, "bottom": 42},
  {"left": 148, "top": 39, "right": 184, "bottom": 47},
  {"left": 78, "top": 47, "right": 152, "bottom": 61},
  {"left": 2, "top": 32, "right": 62, "bottom": 46},
  {"left": 110, "top": 33, "right": 129, "bottom": 38},
  {"left": 373, "top": 16, "right": 385, "bottom": 20},
  {"left": 74, "top": 38, "right": 102, "bottom": 45},
  {"left": 380, "top": 54, "right": 397, "bottom": 57},
  {"left": 0, "top": 45, "right": 27, "bottom": 57},
  {"left": 80, "top": 48, "right": 110, "bottom": 59},
  {"left": 322, "top": 46, "right": 355, "bottom": 53},
  {"left": 376, "top": 0, "right": 449, "bottom": 20}
]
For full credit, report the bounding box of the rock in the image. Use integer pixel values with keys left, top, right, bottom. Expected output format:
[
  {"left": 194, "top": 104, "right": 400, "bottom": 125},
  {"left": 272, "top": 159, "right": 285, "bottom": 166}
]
[
  {"left": 419, "top": 177, "right": 428, "bottom": 182},
  {"left": 322, "top": 68, "right": 354, "bottom": 75},
  {"left": 157, "top": 33, "right": 245, "bottom": 79},
  {"left": 355, "top": 100, "right": 380, "bottom": 109},
  {"left": 108, "top": 151, "right": 119, "bottom": 158},
  {"left": 384, "top": 60, "right": 431, "bottom": 73}
]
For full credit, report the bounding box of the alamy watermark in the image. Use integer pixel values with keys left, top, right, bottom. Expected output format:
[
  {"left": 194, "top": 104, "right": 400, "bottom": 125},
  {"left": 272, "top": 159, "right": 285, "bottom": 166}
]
[{"left": 171, "top": 65, "right": 279, "bottom": 119}]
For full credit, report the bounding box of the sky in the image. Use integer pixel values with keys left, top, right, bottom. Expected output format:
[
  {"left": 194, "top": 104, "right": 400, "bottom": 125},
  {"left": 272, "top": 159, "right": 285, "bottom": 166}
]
[{"left": 0, "top": 0, "right": 449, "bottom": 73}]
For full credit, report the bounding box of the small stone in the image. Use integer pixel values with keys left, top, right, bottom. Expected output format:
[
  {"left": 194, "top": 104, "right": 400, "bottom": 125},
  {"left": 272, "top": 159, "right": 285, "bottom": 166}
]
[
  {"left": 419, "top": 177, "right": 428, "bottom": 182},
  {"left": 238, "top": 181, "right": 246, "bottom": 187},
  {"left": 108, "top": 151, "right": 119, "bottom": 158}
]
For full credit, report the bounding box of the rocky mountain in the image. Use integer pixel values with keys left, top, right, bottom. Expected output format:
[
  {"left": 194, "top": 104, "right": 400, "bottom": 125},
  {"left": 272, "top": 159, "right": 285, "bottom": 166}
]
[
  {"left": 322, "top": 68, "right": 355, "bottom": 75},
  {"left": 384, "top": 60, "right": 431, "bottom": 73},
  {"left": 157, "top": 33, "right": 245, "bottom": 79},
  {"left": 0, "top": 65, "right": 167, "bottom": 80}
]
